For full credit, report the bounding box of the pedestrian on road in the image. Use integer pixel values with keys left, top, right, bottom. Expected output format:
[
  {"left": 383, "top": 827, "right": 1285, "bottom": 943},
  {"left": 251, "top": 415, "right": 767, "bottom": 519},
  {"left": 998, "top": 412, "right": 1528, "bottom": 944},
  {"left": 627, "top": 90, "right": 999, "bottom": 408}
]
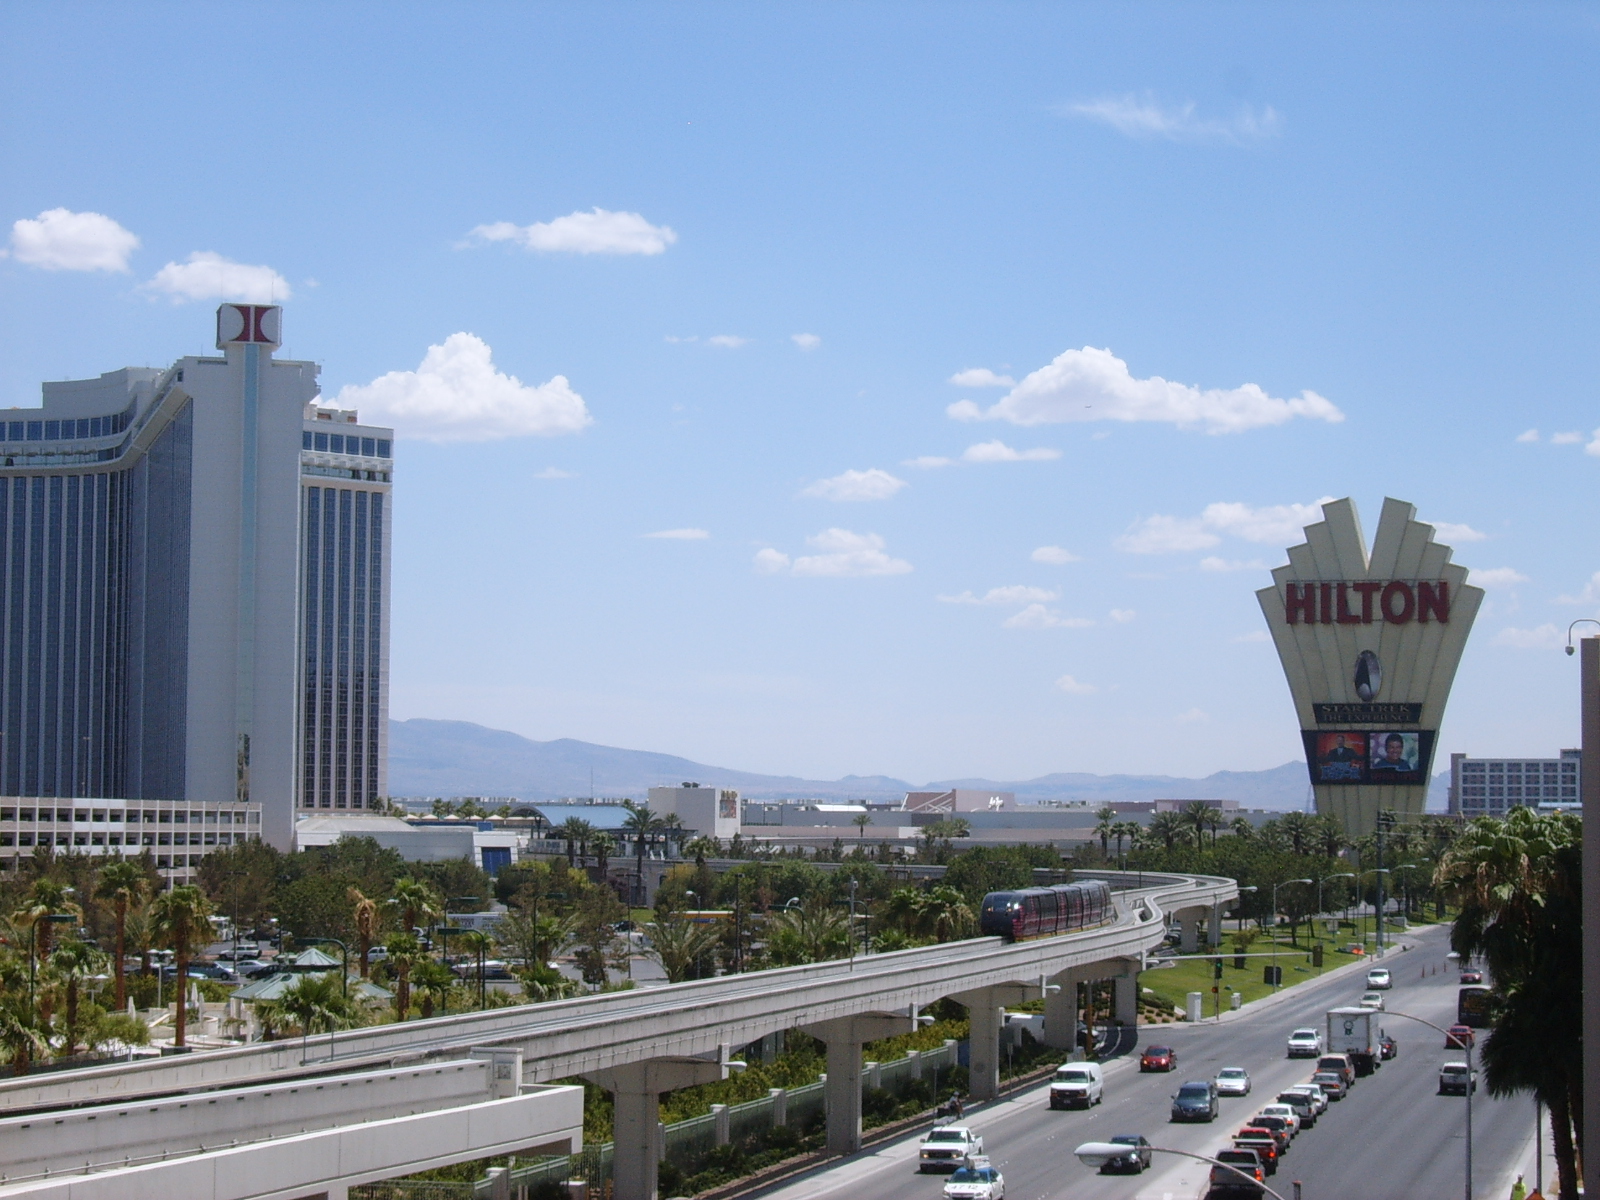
[{"left": 1510, "top": 1174, "right": 1526, "bottom": 1200}]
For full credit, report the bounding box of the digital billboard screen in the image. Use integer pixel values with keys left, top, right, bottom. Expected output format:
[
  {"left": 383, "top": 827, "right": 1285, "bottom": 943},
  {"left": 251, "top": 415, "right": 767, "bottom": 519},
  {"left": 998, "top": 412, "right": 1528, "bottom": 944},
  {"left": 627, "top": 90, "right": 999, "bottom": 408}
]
[{"left": 1301, "top": 729, "right": 1435, "bottom": 787}]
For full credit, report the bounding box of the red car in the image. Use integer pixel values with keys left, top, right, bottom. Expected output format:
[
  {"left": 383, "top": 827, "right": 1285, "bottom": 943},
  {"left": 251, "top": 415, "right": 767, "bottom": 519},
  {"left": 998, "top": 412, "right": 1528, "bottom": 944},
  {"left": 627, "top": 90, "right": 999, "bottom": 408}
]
[
  {"left": 1460, "top": 969, "right": 1484, "bottom": 984},
  {"left": 1445, "top": 1024, "right": 1475, "bottom": 1050},
  {"left": 1140, "top": 1046, "right": 1176, "bottom": 1072}
]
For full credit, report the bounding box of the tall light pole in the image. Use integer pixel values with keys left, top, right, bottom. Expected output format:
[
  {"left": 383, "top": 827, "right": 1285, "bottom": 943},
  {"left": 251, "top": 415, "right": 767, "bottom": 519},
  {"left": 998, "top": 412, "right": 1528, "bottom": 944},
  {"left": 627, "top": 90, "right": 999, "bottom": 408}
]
[
  {"left": 1566, "top": 620, "right": 1600, "bottom": 1180},
  {"left": 1389, "top": 863, "right": 1418, "bottom": 927},
  {"left": 1378, "top": 1009, "right": 1476, "bottom": 1200},
  {"left": 1271, "top": 878, "right": 1313, "bottom": 988},
  {"left": 1355, "top": 868, "right": 1391, "bottom": 951},
  {"left": 1317, "top": 873, "right": 1354, "bottom": 969}
]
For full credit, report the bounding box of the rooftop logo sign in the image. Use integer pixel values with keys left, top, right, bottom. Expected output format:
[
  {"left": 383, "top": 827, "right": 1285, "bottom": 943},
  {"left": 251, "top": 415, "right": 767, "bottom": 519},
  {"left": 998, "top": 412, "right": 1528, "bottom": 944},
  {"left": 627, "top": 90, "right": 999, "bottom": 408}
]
[
  {"left": 1255, "top": 497, "right": 1483, "bottom": 834},
  {"left": 216, "top": 303, "right": 281, "bottom": 349}
]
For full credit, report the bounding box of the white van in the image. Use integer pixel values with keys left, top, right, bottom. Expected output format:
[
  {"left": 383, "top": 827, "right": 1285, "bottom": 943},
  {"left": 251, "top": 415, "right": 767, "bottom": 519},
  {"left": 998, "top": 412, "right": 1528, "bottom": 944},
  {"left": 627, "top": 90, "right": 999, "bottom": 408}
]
[{"left": 1048, "top": 1061, "right": 1104, "bottom": 1109}]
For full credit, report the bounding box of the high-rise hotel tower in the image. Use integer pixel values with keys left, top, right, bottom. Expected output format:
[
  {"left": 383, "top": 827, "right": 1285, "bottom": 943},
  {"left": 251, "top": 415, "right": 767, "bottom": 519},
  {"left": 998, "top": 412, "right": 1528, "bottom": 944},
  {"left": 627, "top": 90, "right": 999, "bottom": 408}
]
[{"left": 0, "top": 305, "right": 391, "bottom": 848}]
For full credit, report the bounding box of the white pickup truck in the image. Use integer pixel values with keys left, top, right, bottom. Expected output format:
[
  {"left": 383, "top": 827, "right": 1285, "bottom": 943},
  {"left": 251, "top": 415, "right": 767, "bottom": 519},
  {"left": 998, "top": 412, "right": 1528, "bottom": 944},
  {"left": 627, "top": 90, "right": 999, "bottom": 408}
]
[{"left": 919, "top": 1126, "right": 984, "bottom": 1173}]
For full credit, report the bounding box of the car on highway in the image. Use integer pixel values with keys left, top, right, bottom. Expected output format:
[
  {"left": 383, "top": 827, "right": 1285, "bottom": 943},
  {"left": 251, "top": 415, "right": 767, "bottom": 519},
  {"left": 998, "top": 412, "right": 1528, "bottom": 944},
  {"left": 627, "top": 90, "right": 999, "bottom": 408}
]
[
  {"left": 1445, "top": 1024, "right": 1475, "bottom": 1049},
  {"left": 1096, "top": 1135, "right": 1153, "bottom": 1174},
  {"left": 1256, "top": 1104, "right": 1302, "bottom": 1137},
  {"left": 1216, "top": 1066, "right": 1251, "bottom": 1096},
  {"left": 1459, "top": 968, "right": 1484, "bottom": 984},
  {"left": 1250, "top": 1114, "right": 1296, "bottom": 1149},
  {"left": 1365, "top": 967, "right": 1392, "bottom": 989},
  {"left": 1048, "top": 1062, "right": 1103, "bottom": 1109},
  {"left": 1232, "top": 1129, "right": 1280, "bottom": 1175},
  {"left": 1274, "top": 1091, "right": 1318, "bottom": 1129},
  {"left": 1358, "top": 990, "right": 1385, "bottom": 1010},
  {"left": 942, "top": 1159, "right": 1004, "bottom": 1199},
  {"left": 919, "top": 1126, "right": 983, "bottom": 1172},
  {"left": 1439, "top": 1063, "right": 1477, "bottom": 1096},
  {"left": 1316, "top": 1053, "right": 1355, "bottom": 1087},
  {"left": 1284, "top": 1083, "right": 1328, "bottom": 1115},
  {"left": 1140, "top": 1045, "right": 1177, "bottom": 1072},
  {"left": 1171, "top": 1080, "right": 1220, "bottom": 1123},
  {"left": 1379, "top": 1032, "right": 1398, "bottom": 1060},
  {"left": 1285, "top": 1027, "right": 1324, "bottom": 1057},
  {"left": 1210, "top": 1147, "right": 1268, "bottom": 1195},
  {"left": 1309, "top": 1070, "right": 1347, "bottom": 1101}
]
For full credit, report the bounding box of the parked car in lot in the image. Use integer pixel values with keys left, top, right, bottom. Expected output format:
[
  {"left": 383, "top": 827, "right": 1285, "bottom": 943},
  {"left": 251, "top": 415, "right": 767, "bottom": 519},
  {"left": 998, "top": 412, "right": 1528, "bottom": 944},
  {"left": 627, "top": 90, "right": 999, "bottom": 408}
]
[
  {"left": 1439, "top": 1063, "right": 1477, "bottom": 1095},
  {"left": 1316, "top": 1054, "right": 1356, "bottom": 1087},
  {"left": 1048, "top": 1062, "right": 1103, "bottom": 1109},
  {"left": 1358, "top": 991, "right": 1385, "bottom": 1011},
  {"left": 1378, "top": 1032, "right": 1398, "bottom": 1060},
  {"left": 1215, "top": 1067, "right": 1252, "bottom": 1096},
  {"left": 1232, "top": 1130, "right": 1280, "bottom": 1175},
  {"left": 1210, "top": 1147, "right": 1268, "bottom": 1195},
  {"left": 1445, "top": 1024, "right": 1475, "bottom": 1049},
  {"left": 943, "top": 1159, "right": 1004, "bottom": 1199},
  {"left": 1274, "top": 1091, "right": 1318, "bottom": 1129},
  {"left": 1365, "top": 967, "right": 1392, "bottom": 990},
  {"left": 1284, "top": 1084, "right": 1328, "bottom": 1115},
  {"left": 1140, "top": 1045, "right": 1176, "bottom": 1072},
  {"left": 1285, "top": 1028, "right": 1324, "bottom": 1057},
  {"left": 1171, "top": 1080, "right": 1220, "bottom": 1123},
  {"left": 1097, "top": 1135, "right": 1152, "bottom": 1174},
  {"left": 1310, "top": 1071, "right": 1347, "bottom": 1101},
  {"left": 919, "top": 1127, "right": 983, "bottom": 1172}
]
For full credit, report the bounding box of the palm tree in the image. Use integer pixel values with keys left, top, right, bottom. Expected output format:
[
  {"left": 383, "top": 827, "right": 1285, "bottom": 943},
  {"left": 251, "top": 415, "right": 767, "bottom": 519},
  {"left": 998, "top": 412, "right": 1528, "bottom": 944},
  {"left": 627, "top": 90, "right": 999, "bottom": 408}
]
[
  {"left": 48, "top": 939, "right": 105, "bottom": 1057},
  {"left": 644, "top": 915, "right": 721, "bottom": 982},
  {"left": 0, "top": 994, "right": 47, "bottom": 1076},
  {"left": 147, "top": 885, "right": 213, "bottom": 1048},
  {"left": 390, "top": 877, "right": 442, "bottom": 938},
  {"left": 348, "top": 888, "right": 380, "bottom": 979},
  {"left": 591, "top": 832, "right": 616, "bottom": 877},
  {"left": 13, "top": 878, "right": 80, "bottom": 972},
  {"left": 411, "top": 959, "right": 456, "bottom": 1019},
  {"left": 1093, "top": 805, "right": 1117, "bottom": 856},
  {"left": 1147, "top": 811, "right": 1188, "bottom": 852},
  {"left": 1110, "top": 821, "right": 1140, "bottom": 860},
  {"left": 96, "top": 859, "right": 148, "bottom": 1011},
  {"left": 852, "top": 813, "right": 873, "bottom": 842},
  {"left": 1279, "top": 811, "right": 1314, "bottom": 856},
  {"left": 274, "top": 971, "right": 362, "bottom": 1061},
  {"left": 458, "top": 930, "right": 495, "bottom": 1007},
  {"left": 881, "top": 888, "right": 924, "bottom": 939},
  {"left": 554, "top": 817, "right": 594, "bottom": 867},
  {"left": 622, "top": 802, "right": 666, "bottom": 904},
  {"left": 1313, "top": 814, "right": 1347, "bottom": 859},
  {"left": 383, "top": 932, "right": 423, "bottom": 1021},
  {"left": 916, "top": 886, "right": 975, "bottom": 943},
  {"left": 1229, "top": 816, "right": 1255, "bottom": 841},
  {"left": 1436, "top": 808, "right": 1582, "bottom": 1199}
]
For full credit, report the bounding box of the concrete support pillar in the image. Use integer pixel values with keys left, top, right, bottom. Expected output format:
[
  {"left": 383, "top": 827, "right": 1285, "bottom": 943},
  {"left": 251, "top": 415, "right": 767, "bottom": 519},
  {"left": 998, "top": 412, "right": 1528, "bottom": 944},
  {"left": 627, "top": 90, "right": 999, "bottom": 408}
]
[
  {"left": 768, "top": 1087, "right": 787, "bottom": 1127},
  {"left": 1044, "top": 968, "right": 1092, "bottom": 1051},
  {"left": 799, "top": 1011, "right": 917, "bottom": 1157},
  {"left": 583, "top": 1056, "right": 729, "bottom": 1200},
  {"left": 1113, "top": 959, "right": 1140, "bottom": 1026},
  {"left": 1209, "top": 902, "right": 1225, "bottom": 947},
  {"left": 485, "top": 1167, "right": 511, "bottom": 1200},
  {"left": 712, "top": 1104, "right": 730, "bottom": 1145},
  {"left": 1177, "top": 908, "right": 1202, "bottom": 953},
  {"left": 952, "top": 983, "right": 1037, "bottom": 1102}
]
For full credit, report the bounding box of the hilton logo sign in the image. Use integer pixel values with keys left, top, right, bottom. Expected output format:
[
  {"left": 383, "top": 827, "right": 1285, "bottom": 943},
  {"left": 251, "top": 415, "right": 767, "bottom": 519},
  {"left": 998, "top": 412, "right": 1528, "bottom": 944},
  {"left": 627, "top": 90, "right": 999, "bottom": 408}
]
[
  {"left": 1256, "top": 498, "right": 1483, "bottom": 834},
  {"left": 215, "top": 304, "right": 281, "bottom": 349}
]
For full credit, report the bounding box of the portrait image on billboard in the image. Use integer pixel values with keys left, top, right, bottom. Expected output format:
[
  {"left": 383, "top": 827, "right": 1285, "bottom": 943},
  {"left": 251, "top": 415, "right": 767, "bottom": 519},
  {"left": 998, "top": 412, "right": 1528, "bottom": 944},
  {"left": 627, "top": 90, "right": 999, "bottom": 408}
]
[
  {"left": 1312, "top": 732, "right": 1366, "bottom": 783},
  {"left": 1367, "top": 731, "right": 1426, "bottom": 783}
]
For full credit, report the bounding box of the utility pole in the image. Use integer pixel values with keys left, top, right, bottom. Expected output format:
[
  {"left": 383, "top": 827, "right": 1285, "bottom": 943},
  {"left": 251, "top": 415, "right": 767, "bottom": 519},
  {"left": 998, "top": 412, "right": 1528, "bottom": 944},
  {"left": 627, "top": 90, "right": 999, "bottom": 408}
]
[
  {"left": 1580, "top": 634, "right": 1600, "bottom": 1189},
  {"left": 1374, "top": 811, "right": 1391, "bottom": 952}
]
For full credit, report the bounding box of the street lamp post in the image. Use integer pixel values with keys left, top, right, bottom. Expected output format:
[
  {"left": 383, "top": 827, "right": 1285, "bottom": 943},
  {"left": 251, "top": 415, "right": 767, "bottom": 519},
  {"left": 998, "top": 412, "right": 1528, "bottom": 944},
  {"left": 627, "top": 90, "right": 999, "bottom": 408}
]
[
  {"left": 1318, "top": 873, "right": 1355, "bottom": 967},
  {"left": 1356, "top": 869, "right": 1391, "bottom": 952},
  {"left": 1375, "top": 1010, "right": 1476, "bottom": 1200},
  {"left": 299, "top": 936, "right": 349, "bottom": 998},
  {"left": 1271, "top": 879, "right": 1313, "bottom": 988},
  {"left": 1073, "top": 1141, "right": 1296, "bottom": 1200},
  {"left": 1389, "top": 863, "right": 1418, "bottom": 926}
]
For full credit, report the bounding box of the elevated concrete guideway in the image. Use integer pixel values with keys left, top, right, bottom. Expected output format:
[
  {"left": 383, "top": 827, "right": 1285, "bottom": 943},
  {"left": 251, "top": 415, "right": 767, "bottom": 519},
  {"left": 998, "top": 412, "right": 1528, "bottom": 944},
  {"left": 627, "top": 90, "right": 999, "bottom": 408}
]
[{"left": 0, "top": 871, "right": 1234, "bottom": 1200}]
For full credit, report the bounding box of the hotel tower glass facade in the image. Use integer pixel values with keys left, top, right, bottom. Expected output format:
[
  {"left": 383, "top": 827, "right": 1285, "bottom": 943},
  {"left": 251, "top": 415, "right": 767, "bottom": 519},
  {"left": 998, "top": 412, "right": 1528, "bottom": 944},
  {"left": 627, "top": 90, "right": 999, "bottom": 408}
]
[{"left": 0, "top": 305, "right": 392, "bottom": 848}]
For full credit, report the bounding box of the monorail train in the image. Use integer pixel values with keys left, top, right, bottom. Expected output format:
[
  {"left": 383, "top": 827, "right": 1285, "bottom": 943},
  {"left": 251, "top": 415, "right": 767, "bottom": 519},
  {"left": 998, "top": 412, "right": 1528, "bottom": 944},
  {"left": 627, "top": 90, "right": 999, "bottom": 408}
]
[{"left": 978, "top": 879, "right": 1114, "bottom": 941}]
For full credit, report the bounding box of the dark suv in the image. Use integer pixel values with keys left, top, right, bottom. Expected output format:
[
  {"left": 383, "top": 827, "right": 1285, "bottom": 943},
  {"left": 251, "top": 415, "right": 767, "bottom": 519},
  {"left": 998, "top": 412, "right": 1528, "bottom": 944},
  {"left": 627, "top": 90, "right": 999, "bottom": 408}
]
[{"left": 1171, "top": 1079, "right": 1220, "bottom": 1122}]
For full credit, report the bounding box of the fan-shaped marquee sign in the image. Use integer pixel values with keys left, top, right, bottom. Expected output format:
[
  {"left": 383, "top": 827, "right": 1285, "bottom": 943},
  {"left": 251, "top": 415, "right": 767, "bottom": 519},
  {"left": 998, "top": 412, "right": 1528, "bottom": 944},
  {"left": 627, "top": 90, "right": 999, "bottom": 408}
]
[{"left": 1256, "top": 497, "right": 1483, "bottom": 834}]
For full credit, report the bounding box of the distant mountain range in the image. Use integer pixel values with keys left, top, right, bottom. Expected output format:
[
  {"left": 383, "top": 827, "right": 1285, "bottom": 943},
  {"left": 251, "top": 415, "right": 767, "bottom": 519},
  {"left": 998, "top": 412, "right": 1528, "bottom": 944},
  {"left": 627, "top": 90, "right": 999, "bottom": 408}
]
[{"left": 388, "top": 718, "right": 1451, "bottom": 811}]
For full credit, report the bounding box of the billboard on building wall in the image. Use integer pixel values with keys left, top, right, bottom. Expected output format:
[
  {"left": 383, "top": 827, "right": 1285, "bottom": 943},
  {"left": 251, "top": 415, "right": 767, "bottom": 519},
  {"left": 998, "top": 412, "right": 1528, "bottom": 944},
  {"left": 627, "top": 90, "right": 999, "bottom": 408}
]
[{"left": 1257, "top": 498, "right": 1482, "bottom": 834}]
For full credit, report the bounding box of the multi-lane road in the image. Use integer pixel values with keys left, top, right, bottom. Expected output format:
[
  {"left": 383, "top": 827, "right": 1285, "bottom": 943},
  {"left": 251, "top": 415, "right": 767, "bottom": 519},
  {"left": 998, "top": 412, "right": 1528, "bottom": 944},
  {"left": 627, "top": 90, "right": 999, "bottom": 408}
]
[{"left": 753, "top": 923, "right": 1533, "bottom": 1200}]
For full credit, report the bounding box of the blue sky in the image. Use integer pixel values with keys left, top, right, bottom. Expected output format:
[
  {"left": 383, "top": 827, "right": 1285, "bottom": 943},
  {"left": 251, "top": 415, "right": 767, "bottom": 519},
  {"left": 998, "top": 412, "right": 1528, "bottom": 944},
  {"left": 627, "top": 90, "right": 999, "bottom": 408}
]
[{"left": 2, "top": 4, "right": 1597, "bottom": 784}]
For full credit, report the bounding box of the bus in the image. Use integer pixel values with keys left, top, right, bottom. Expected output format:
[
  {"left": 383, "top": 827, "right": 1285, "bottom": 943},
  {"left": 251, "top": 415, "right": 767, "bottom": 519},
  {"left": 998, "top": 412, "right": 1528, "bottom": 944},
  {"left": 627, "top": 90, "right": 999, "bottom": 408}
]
[{"left": 1458, "top": 984, "right": 1492, "bottom": 1028}]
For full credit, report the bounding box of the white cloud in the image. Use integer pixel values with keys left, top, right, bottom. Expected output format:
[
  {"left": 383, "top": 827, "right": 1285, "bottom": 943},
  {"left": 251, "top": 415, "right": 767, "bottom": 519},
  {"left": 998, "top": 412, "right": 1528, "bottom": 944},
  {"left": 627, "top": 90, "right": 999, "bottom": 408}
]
[
  {"left": 8, "top": 208, "right": 139, "bottom": 271},
  {"left": 1110, "top": 609, "right": 1136, "bottom": 623},
  {"left": 645, "top": 528, "right": 709, "bottom": 540},
  {"left": 962, "top": 440, "right": 1060, "bottom": 463},
  {"left": 904, "top": 455, "right": 954, "bottom": 469},
  {"left": 1119, "top": 498, "right": 1334, "bottom": 555},
  {"left": 1556, "top": 572, "right": 1600, "bottom": 604},
  {"left": 1055, "top": 674, "right": 1098, "bottom": 695},
  {"left": 948, "top": 368, "right": 1015, "bottom": 388},
  {"left": 792, "top": 333, "right": 821, "bottom": 350},
  {"left": 1551, "top": 431, "right": 1584, "bottom": 444},
  {"left": 1063, "top": 94, "right": 1282, "bottom": 144},
  {"left": 1515, "top": 429, "right": 1540, "bottom": 443},
  {"left": 1199, "top": 556, "right": 1268, "bottom": 572},
  {"left": 1003, "top": 604, "right": 1094, "bottom": 629},
  {"left": 949, "top": 346, "right": 1340, "bottom": 434},
  {"left": 1232, "top": 630, "right": 1272, "bottom": 643},
  {"left": 1432, "top": 521, "right": 1486, "bottom": 543},
  {"left": 331, "top": 332, "right": 590, "bottom": 442},
  {"left": 707, "top": 334, "right": 750, "bottom": 348},
  {"left": 1494, "top": 624, "right": 1563, "bottom": 649},
  {"left": 800, "top": 468, "right": 907, "bottom": 502},
  {"left": 1175, "top": 707, "right": 1210, "bottom": 724},
  {"left": 757, "top": 529, "right": 913, "bottom": 578},
  {"left": 533, "top": 467, "right": 575, "bottom": 480},
  {"left": 1473, "top": 567, "right": 1528, "bottom": 588},
  {"left": 664, "top": 335, "right": 698, "bottom": 344},
  {"left": 939, "top": 585, "right": 1059, "bottom": 606},
  {"left": 144, "top": 251, "right": 290, "bottom": 303},
  {"left": 1031, "top": 545, "right": 1081, "bottom": 565},
  {"left": 466, "top": 208, "right": 676, "bottom": 255}
]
